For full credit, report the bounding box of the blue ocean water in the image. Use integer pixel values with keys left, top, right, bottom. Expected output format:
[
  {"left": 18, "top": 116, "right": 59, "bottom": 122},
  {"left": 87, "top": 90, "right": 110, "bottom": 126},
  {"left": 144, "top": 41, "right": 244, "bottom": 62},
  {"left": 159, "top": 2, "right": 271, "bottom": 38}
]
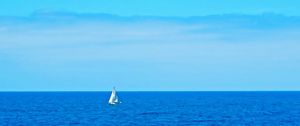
[{"left": 0, "top": 92, "right": 300, "bottom": 125}]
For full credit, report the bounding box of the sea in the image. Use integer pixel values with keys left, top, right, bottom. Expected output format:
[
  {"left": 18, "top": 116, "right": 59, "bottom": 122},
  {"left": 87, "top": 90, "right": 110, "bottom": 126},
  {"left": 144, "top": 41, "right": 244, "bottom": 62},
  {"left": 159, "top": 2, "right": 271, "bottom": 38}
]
[{"left": 0, "top": 92, "right": 300, "bottom": 125}]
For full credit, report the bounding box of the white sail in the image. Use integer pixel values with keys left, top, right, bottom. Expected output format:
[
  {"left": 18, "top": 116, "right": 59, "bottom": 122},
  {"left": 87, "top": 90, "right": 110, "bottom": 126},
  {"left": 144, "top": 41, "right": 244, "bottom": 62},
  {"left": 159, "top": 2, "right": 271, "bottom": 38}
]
[{"left": 108, "top": 87, "right": 119, "bottom": 105}]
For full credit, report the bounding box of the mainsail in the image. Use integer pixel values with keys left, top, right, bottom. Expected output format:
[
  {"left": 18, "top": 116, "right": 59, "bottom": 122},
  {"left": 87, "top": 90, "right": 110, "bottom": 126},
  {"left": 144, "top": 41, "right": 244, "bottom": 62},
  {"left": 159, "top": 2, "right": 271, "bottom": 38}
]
[{"left": 108, "top": 87, "right": 119, "bottom": 105}]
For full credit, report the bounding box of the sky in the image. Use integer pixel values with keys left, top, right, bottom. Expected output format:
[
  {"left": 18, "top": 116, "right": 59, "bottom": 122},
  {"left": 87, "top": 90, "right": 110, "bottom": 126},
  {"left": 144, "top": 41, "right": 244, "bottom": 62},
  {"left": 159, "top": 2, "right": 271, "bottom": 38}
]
[
  {"left": 1, "top": 0, "right": 300, "bottom": 17},
  {"left": 1, "top": 1, "right": 300, "bottom": 91}
]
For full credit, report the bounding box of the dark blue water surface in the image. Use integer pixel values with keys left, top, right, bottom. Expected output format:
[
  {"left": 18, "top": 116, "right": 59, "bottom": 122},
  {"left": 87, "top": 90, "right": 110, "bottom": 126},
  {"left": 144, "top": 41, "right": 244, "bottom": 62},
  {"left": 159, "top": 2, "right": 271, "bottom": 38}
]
[{"left": 1, "top": 92, "right": 300, "bottom": 125}]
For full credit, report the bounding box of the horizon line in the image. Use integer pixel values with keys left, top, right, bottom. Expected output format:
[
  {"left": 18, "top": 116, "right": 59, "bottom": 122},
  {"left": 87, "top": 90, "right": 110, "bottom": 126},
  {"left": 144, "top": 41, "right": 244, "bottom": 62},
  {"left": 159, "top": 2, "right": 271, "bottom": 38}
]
[{"left": 1, "top": 90, "right": 300, "bottom": 92}]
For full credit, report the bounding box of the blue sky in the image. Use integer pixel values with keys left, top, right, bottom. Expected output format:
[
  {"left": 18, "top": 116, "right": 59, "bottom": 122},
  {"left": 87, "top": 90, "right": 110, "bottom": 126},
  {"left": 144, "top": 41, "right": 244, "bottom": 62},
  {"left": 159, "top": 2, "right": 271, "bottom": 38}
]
[
  {"left": 1, "top": 0, "right": 300, "bottom": 17},
  {"left": 1, "top": 1, "right": 300, "bottom": 91}
]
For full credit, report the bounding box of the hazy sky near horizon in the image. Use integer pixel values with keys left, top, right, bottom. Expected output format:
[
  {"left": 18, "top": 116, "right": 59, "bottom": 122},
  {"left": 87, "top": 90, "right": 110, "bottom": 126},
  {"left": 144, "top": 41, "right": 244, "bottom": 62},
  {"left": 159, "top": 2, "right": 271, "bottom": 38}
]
[{"left": 1, "top": 1, "right": 300, "bottom": 91}]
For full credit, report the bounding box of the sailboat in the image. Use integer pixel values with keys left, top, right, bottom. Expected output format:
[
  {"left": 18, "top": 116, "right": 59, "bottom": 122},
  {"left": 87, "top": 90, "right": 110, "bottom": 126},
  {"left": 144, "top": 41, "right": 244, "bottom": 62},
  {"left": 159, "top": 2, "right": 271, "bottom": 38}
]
[{"left": 108, "top": 87, "right": 120, "bottom": 105}]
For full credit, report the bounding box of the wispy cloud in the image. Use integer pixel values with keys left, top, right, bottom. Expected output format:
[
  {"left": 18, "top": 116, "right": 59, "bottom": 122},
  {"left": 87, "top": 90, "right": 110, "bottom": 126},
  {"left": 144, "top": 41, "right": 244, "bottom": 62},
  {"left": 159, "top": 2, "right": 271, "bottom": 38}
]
[{"left": 1, "top": 12, "right": 300, "bottom": 91}]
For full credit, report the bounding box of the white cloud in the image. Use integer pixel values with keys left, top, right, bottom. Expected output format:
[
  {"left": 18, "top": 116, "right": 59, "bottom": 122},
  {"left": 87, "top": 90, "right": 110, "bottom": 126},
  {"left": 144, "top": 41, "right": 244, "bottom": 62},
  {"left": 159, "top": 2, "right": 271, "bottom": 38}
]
[{"left": 1, "top": 12, "right": 300, "bottom": 90}]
